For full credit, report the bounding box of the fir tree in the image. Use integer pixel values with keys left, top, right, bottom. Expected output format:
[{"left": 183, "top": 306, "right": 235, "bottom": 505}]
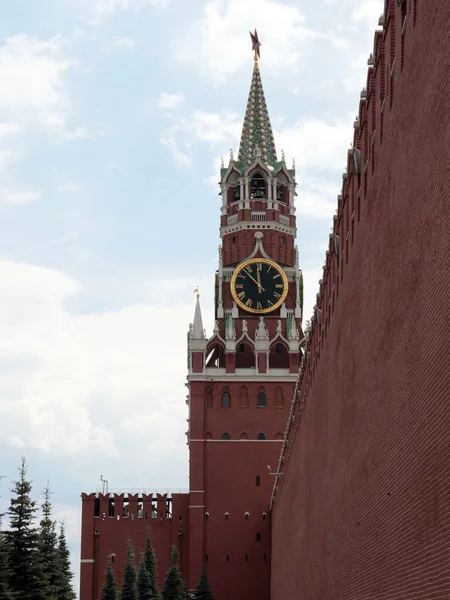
[
  {"left": 160, "top": 547, "right": 185, "bottom": 600},
  {"left": 38, "top": 483, "right": 59, "bottom": 599},
  {"left": 142, "top": 528, "right": 158, "bottom": 599},
  {"left": 55, "top": 522, "right": 76, "bottom": 599},
  {"left": 0, "top": 517, "right": 12, "bottom": 600},
  {"left": 193, "top": 566, "right": 213, "bottom": 600},
  {"left": 120, "top": 541, "right": 138, "bottom": 600},
  {"left": 7, "top": 458, "right": 46, "bottom": 600},
  {"left": 137, "top": 556, "right": 153, "bottom": 600},
  {"left": 99, "top": 561, "right": 118, "bottom": 600}
]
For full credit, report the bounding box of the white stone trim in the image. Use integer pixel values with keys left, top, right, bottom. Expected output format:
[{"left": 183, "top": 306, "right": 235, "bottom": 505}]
[
  {"left": 80, "top": 559, "right": 95, "bottom": 564},
  {"left": 188, "top": 372, "right": 297, "bottom": 382},
  {"left": 221, "top": 220, "right": 295, "bottom": 238},
  {"left": 189, "top": 505, "right": 205, "bottom": 508}
]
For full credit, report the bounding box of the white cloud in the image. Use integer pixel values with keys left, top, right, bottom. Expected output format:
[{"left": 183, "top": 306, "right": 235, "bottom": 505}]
[
  {"left": 0, "top": 35, "right": 70, "bottom": 131},
  {"left": 91, "top": 0, "right": 168, "bottom": 23},
  {"left": 157, "top": 93, "right": 185, "bottom": 109},
  {"left": 275, "top": 115, "right": 353, "bottom": 172},
  {"left": 0, "top": 187, "right": 42, "bottom": 205},
  {"left": 175, "top": 0, "right": 319, "bottom": 84},
  {"left": 0, "top": 259, "right": 213, "bottom": 458},
  {"left": 112, "top": 37, "right": 135, "bottom": 49},
  {"left": 0, "top": 122, "right": 21, "bottom": 138}
]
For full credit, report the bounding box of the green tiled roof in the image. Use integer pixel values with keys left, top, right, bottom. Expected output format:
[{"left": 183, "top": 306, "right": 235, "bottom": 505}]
[{"left": 237, "top": 62, "right": 277, "bottom": 167}]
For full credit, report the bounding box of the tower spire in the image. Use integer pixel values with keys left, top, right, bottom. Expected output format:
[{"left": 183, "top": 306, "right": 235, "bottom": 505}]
[
  {"left": 190, "top": 289, "right": 205, "bottom": 340},
  {"left": 237, "top": 30, "right": 277, "bottom": 167}
]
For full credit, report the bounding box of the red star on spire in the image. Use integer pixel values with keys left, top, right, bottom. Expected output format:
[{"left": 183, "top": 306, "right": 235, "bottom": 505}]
[{"left": 250, "top": 29, "right": 261, "bottom": 59}]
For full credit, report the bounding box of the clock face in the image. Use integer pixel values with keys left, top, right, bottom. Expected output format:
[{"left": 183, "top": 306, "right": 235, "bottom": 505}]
[{"left": 231, "top": 258, "right": 288, "bottom": 314}]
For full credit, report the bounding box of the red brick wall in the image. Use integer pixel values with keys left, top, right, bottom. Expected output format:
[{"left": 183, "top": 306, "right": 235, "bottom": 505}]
[
  {"left": 271, "top": 1, "right": 450, "bottom": 599},
  {"left": 80, "top": 493, "right": 189, "bottom": 600}
]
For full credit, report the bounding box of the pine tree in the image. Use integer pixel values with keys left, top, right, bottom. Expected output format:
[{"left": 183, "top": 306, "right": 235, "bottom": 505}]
[
  {"left": 193, "top": 566, "right": 213, "bottom": 600},
  {"left": 160, "top": 547, "right": 185, "bottom": 600},
  {"left": 0, "top": 522, "right": 12, "bottom": 600},
  {"left": 0, "top": 474, "right": 12, "bottom": 600},
  {"left": 137, "top": 556, "right": 153, "bottom": 600},
  {"left": 55, "top": 522, "right": 76, "bottom": 599},
  {"left": 7, "top": 458, "right": 46, "bottom": 600},
  {"left": 120, "top": 541, "right": 138, "bottom": 600},
  {"left": 38, "top": 483, "right": 59, "bottom": 599},
  {"left": 142, "top": 528, "right": 158, "bottom": 599},
  {"left": 99, "top": 561, "right": 118, "bottom": 600}
]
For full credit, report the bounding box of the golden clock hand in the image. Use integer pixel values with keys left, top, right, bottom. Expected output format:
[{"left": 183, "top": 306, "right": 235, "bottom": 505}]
[
  {"left": 256, "top": 268, "right": 262, "bottom": 294},
  {"left": 246, "top": 272, "right": 266, "bottom": 292}
]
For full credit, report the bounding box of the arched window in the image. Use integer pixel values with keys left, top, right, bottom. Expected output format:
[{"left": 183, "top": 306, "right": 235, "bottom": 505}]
[
  {"left": 205, "top": 512, "right": 209, "bottom": 521},
  {"left": 276, "top": 343, "right": 284, "bottom": 354},
  {"left": 262, "top": 512, "right": 267, "bottom": 520},
  {"left": 221, "top": 432, "right": 231, "bottom": 440},
  {"left": 251, "top": 173, "right": 265, "bottom": 198},
  {"left": 240, "top": 432, "right": 248, "bottom": 440},
  {"left": 256, "top": 532, "right": 261, "bottom": 542},
  {"left": 257, "top": 391, "right": 266, "bottom": 408},
  {"left": 257, "top": 433, "right": 266, "bottom": 441},
  {"left": 206, "top": 432, "right": 213, "bottom": 440},
  {"left": 222, "top": 391, "right": 230, "bottom": 408},
  {"left": 256, "top": 475, "right": 260, "bottom": 487},
  {"left": 225, "top": 512, "right": 229, "bottom": 520},
  {"left": 244, "top": 512, "right": 249, "bottom": 520}
]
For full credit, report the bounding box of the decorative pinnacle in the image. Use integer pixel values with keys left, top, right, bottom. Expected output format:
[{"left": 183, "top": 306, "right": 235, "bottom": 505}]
[
  {"left": 250, "top": 29, "right": 261, "bottom": 65},
  {"left": 193, "top": 287, "right": 200, "bottom": 298}
]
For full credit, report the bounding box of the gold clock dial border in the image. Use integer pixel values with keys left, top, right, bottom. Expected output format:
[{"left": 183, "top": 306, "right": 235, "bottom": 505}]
[{"left": 230, "top": 258, "right": 289, "bottom": 314}]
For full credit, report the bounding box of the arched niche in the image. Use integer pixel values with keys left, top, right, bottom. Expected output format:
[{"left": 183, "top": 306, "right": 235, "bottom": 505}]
[
  {"left": 274, "top": 386, "right": 285, "bottom": 408},
  {"left": 235, "top": 341, "right": 255, "bottom": 369},
  {"left": 227, "top": 171, "right": 240, "bottom": 204},
  {"left": 276, "top": 172, "right": 289, "bottom": 204},
  {"left": 269, "top": 341, "right": 289, "bottom": 369},
  {"left": 206, "top": 339, "right": 226, "bottom": 368},
  {"left": 250, "top": 172, "right": 266, "bottom": 199},
  {"left": 239, "top": 385, "right": 249, "bottom": 408}
]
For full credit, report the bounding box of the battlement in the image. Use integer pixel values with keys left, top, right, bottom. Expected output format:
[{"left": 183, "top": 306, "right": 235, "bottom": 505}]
[{"left": 270, "top": 0, "right": 420, "bottom": 507}]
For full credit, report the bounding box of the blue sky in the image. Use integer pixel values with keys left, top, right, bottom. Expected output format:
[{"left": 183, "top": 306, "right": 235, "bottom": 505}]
[{"left": 0, "top": 0, "right": 384, "bottom": 594}]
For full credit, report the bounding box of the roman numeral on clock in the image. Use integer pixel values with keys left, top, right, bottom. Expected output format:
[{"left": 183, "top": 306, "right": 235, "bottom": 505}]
[
  {"left": 237, "top": 291, "right": 245, "bottom": 300},
  {"left": 245, "top": 298, "right": 253, "bottom": 308}
]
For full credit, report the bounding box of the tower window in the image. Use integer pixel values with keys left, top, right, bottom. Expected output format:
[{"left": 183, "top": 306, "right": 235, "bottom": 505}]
[
  {"left": 221, "top": 432, "right": 231, "bottom": 440},
  {"left": 205, "top": 554, "right": 208, "bottom": 562},
  {"left": 245, "top": 554, "right": 249, "bottom": 562},
  {"left": 222, "top": 391, "right": 230, "bottom": 408},
  {"left": 251, "top": 174, "right": 265, "bottom": 199},
  {"left": 262, "top": 512, "right": 267, "bottom": 520},
  {"left": 281, "top": 235, "right": 286, "bottom": 243},
  {"left": 205, "top": 512, "right": 209, "bottom": 521},
  {"left": 226, "top": 554, "right": 230, "bottom": 562},
  {"left": 238, "top": 343, "right": 245, "bottom": 354},
  {"left": 245, "top": 512, "right": 249, "bottom": 520},
  {"left": 256, "top": 475, "right": 260, "bottom": 487},
  {"left": 232, "top": 236, "right": 236, "bottom": 244},
  {"left": 257, "top": 433, "right": 266, "bottom": 441},
  {"left": 256, "top": 533, "right": 261, "bottom": 542},
  {"left": 264, "top": 554, "right": 267, "bottom": 562},
  {"left": 276, "top": 343, "right": 284, "bottom": 354},
  {"left": 225, "top": 512, "right": 229, "bottom": 520},
  {"left": 257, "top": 391, "right": 267, "bottom": 408}
]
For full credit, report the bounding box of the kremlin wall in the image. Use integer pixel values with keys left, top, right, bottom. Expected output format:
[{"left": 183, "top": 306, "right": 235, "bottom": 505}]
[{"left": 271, "top": 0, "right": 450, "bottom": 598}]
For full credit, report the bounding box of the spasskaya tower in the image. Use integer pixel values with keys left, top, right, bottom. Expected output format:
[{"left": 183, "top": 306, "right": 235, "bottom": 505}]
[
  {"left": 79, "top": 30, "right": 303, "bottom": 600},
  {"left": 186, "top": 29, "right": 304, "bottom": 600}
]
